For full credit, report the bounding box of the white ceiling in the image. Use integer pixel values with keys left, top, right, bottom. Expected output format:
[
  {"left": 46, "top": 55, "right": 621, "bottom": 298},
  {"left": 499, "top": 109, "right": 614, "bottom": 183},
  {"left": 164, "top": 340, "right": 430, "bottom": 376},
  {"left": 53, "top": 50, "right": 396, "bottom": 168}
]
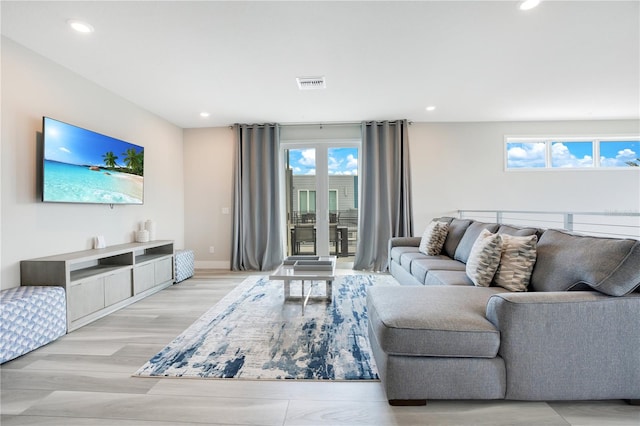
[{"left": 2, "top": 0, "right": 639, "bottom": 129}]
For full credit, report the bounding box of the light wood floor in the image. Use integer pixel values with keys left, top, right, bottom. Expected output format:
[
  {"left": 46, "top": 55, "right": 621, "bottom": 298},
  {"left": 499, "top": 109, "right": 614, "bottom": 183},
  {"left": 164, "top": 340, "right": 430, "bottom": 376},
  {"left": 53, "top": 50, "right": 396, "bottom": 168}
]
[{"left": 2, "top": 270, "right": 638, "bottom": 426}]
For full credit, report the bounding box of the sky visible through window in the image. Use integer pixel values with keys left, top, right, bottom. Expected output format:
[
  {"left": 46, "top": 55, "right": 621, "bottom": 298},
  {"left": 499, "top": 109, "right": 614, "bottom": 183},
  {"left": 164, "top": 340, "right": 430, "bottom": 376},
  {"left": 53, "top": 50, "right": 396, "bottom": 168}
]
[
  {"left": 600, "top": 141, "right": 640, "bottom": 167},
  {"left": 506, "top": 142, "right": 546, "bottom": 168},
  {"left": 506, "top": 139, "right": 639, "bottom": 169},
  {"left": 288, "top": 148, "right": 358, "bottom": 175},
  {"left": 551, "top": 141, "right": 593, "bottom": 168}
]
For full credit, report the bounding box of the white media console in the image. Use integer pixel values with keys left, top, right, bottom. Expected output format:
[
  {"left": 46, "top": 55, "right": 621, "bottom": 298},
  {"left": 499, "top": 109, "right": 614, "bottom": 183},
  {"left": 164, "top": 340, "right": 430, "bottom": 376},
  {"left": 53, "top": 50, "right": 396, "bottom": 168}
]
[{"left": 20, "top": 240, "right": 174, "bottom": 332}]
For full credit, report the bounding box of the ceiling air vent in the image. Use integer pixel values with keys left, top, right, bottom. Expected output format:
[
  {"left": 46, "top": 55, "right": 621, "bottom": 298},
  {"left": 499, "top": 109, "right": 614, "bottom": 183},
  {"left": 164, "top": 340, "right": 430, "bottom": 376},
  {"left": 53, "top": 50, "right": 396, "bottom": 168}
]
[{"left": 296, "top": 76, "right": 326, "bottom": 90}]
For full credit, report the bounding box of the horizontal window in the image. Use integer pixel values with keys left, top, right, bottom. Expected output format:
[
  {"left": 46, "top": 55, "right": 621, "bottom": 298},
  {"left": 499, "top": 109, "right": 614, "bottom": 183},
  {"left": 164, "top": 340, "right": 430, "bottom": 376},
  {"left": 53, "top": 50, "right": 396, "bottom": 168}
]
[
  {"left": 551, "top": 141, "right": 593, "bottom": 168},
  {"left": 506, "top": 142, "right": 546, "bottom": 169},
  {"left": 600, "top": 140, "right": 640, "bottom": 168},
  {"left": 505, "top": 137, "right": 640, "bottom": 170}
]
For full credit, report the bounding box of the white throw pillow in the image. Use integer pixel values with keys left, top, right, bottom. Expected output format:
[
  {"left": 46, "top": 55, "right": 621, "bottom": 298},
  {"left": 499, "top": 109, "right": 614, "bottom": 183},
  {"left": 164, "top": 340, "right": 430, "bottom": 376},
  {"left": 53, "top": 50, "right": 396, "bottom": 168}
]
[
  {"left": 466, "top": 229, "right": 503, "bottom": 287},
  {"left": 418, "top": 221, "right": 450, "bottom": 256},
  {"left": 493, "top": 233, "right": 538, "bottom": 292}
]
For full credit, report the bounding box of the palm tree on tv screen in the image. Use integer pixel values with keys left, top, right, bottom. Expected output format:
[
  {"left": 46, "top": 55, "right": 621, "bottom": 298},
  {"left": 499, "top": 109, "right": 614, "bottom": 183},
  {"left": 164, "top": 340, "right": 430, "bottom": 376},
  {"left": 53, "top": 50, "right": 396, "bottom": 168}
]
[
  {"left": 123, "top": 148, "right": 144, "bottom": 175},
  {"left": 102, "top": 151, "right": 118, "bottom": 168}
]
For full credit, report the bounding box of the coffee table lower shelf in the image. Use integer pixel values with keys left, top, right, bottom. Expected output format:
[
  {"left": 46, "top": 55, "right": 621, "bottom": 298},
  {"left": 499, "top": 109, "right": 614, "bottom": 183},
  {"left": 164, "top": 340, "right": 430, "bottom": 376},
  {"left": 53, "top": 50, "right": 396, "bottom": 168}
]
[
  {"left": 269, "top": 256, "right": 336, "bottom": 315},
  {"left": 280, "top": 279, "right": 333, "bottom": 315}
]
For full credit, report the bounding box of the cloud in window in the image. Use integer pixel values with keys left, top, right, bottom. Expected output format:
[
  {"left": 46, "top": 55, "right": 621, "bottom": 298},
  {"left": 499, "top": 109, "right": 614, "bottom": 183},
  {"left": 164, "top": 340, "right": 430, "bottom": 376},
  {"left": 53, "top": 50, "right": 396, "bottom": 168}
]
[
  {"left": 507, "top": 139, "right": 639, "bottom": 170},
  {"left": 551, "top": 143, "right": 593, "bottom": 168},
  {"left": 328, "top": 155, "right": 340, "bottom": 171},
  {"left": 329, "top": 154, "right": 358, "bottom": 176},
  {"left": 299, "top": 149, "right": 316, "bottom": 166},
  {"left": 346, "top": 154, "right": 358, "bottom": 170},
  {"left": 506, "top": 142, "right": 545, "bottom": 168},
  {"left": 291, "top": 147, "right": 359, "bottom": 175},
  {"left": 601, "top": 148, "right": 638, "bottom": 167}
]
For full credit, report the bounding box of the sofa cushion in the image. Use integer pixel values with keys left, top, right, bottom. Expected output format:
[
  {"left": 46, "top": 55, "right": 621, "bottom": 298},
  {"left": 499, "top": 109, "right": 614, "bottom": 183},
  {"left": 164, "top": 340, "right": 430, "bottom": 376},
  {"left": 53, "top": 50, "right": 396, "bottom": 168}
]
[
  {"left": 466, "top": 229, "right": 503, "bottom": 287},
  {"left": 390, "top": 246, "right": 420, "bottom": 263},
  {"left": 493, "top": 233, "right": 538, "bottom": 292},
  {"left": 424, "top": 270, "right": 474, "bottom": 286},
  {"left": 418, "top": 220, "right": 450, "bottom": 256},
  {"left": 411, "top": 258, "right": 466, "bottom": 284},
  {"left": 367, "top": 286, "right": 504, "bottom": 358},
  {"left": 410, "top": 261, "right": 429, "bottom": 284},
  {"left": 530, "top": 229, "right": 640, "bottom": 296},
  {"left": 442, "top": 218, "right": 474, "bottom": 258},
  {"left": 454, "top": 222, "right": 501, "bottom": 263},
  {"left": 397, "top": 251, "right": 432, "bottom": 274},
  {"left": 497, "top": 224, "right": 540, "bottom": 237},
  {"left": 412, "top": 258, "right": 466, "bottom": 271}
]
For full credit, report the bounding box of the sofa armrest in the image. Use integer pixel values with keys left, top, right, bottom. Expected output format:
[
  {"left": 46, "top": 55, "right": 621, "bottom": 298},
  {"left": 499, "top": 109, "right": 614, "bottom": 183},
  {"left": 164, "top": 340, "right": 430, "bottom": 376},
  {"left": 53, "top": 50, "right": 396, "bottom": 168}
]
[
  {"left": 389, "top": 236, "right": 421, "bottom": 248},
  {"left": 387, "top": 237, "right": 422, "bottom": 273},
  {"left": 485, "top": 291, "right": 640, "bottom": 400}
]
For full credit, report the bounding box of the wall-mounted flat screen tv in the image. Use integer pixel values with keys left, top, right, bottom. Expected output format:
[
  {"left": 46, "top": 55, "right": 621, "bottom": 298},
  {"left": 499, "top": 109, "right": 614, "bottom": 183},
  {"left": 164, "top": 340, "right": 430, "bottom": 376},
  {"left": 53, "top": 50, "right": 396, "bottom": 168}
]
[{"left": 42, "top": 117, "right": 144, "bottom": 205}]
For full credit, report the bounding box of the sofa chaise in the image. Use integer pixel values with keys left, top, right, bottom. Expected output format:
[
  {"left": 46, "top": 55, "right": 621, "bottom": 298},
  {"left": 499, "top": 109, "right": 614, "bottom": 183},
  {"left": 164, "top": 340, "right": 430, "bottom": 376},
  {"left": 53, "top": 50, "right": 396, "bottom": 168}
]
[{"left": 367, "top": 217, "right": 640, "bottom": 405}]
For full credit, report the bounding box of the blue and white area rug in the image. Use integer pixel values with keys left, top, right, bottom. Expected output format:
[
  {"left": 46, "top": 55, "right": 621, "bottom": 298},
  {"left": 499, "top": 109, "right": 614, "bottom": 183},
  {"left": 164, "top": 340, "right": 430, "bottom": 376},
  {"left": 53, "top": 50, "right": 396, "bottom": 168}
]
[{"left": 133, "top": 274, "right": 398, "bottom": 381}]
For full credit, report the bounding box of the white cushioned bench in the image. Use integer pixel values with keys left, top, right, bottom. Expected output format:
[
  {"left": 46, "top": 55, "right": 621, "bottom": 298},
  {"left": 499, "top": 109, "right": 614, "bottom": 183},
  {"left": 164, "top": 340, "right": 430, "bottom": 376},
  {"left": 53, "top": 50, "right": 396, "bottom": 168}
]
[{"left": 1, "top": 286, "right": 67, "bottom": 364}]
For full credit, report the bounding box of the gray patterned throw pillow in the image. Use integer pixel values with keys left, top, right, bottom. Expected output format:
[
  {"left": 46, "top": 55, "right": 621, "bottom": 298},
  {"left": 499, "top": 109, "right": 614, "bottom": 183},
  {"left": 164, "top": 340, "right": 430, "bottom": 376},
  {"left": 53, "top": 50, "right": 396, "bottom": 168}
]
[
  {"left": 466, "top": 229, "right": 503, "bottom": 287},
  {"left": 418, "top": 221, "right": 450, "bottom": 256},
  {"left": 493, "top": 234, "right": 538, "bottom": 292}
]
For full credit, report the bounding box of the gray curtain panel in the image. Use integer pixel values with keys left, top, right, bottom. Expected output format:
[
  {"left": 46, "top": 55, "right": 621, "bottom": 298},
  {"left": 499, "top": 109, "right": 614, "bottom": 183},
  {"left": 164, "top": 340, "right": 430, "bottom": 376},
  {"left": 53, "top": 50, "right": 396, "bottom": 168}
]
[
  {"left": 231, "top": 123, "right": 284, "bottom": 271},
  {"left": 353, "top": 120, "right": 413, "bottom": 271}
]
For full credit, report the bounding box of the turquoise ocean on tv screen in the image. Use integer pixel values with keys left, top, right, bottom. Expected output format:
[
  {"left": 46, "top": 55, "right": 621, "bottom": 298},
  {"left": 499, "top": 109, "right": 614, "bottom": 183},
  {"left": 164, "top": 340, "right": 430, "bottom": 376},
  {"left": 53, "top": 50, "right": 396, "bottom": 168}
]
[{"left": 43, "top": 160, "right": 143, "bottom": 204}]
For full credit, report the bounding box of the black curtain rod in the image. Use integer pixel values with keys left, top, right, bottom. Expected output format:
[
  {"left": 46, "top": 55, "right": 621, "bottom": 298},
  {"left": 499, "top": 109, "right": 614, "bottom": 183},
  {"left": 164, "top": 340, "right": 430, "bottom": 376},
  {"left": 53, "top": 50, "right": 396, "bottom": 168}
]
[
  {"left": 228, "top": 120, "right": 412, "bottom": 129},
  {"left": 280, "top": 120, "right": 411, "bottom": 127}
]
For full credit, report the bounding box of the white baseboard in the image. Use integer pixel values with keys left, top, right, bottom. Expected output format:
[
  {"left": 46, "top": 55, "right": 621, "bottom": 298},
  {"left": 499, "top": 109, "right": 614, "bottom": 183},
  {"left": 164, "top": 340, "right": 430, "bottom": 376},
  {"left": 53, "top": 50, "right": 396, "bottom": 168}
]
[{"left": 195, "top": 260, "right": 230, "bottom": 269}]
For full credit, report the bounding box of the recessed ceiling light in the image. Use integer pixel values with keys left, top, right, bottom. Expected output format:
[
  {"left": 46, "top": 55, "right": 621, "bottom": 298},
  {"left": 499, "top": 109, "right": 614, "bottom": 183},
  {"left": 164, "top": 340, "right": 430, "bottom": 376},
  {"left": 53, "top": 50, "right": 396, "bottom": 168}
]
[
  {"left": 426, "top": 106, "right": 436, "bottom": 112},
  {"left": 519, "top": 0, "right": 541, "bottom": 11},
  {"left": 200, "top": 112, "right": 210, "bottom": 118},
  {"left": 68, "top": 19, "right": 94, "bottom": 33}
]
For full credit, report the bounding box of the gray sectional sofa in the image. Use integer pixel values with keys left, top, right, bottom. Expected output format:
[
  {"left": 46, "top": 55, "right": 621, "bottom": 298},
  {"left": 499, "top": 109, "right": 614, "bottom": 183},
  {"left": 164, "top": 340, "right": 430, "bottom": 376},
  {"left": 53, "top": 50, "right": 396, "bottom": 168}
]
[{"left": 367, "top": 217, "right": 640, "bottom": 405}]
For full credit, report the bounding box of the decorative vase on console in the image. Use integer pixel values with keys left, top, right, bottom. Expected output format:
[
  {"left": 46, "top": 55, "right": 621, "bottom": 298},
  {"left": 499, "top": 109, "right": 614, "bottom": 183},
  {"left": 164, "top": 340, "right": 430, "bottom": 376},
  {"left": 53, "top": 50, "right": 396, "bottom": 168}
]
[
  {"left": 135, "top": 229, "right": 149, "bottom": 243},
  {"left": 145, "top": 220, "right": 157, "bottom": 240}
]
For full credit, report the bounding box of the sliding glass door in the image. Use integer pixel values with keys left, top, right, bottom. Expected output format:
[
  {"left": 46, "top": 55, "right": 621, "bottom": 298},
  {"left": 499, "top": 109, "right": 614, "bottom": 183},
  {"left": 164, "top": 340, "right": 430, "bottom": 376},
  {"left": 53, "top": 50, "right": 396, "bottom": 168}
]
[{"left": 283, "top": 141, "right": 359, "bottom": 262}]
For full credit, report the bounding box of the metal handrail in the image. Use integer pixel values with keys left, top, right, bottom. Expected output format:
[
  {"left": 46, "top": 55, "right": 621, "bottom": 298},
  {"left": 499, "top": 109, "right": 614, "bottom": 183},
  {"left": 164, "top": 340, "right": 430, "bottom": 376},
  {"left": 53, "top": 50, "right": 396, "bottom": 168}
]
[{"left": 457, "top": 209, "right": 640, "bottom": 239}]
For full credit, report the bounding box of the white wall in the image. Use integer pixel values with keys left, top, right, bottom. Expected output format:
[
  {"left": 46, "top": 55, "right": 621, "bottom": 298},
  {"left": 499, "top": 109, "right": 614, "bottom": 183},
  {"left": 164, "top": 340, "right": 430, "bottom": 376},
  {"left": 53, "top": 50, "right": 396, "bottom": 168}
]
[
  {"left": 182, "top": 120, "right": 639, "bottom": 268},
  {"left": 183, "top": 127, "right": 234, "bottom": 268},
  {"left": 280, "top": 124, "right": 361, "bottom": 141},
  {"left": 409, "top": 121, "right": 640, "bottom": 234},
  {"left": 1, "top": 37, "right": 185, "bottom": 288},
  {"left": 182, "top": 124, "right": 363, "bottom": 269},
  {"left": 3, "top": 42, "right": 635, "bottom": 282}
]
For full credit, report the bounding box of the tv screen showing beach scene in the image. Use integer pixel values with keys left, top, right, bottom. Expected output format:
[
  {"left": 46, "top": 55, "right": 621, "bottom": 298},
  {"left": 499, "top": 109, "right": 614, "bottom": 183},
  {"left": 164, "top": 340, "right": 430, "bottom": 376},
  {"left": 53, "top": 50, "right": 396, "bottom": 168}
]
[{"left": 42, "top": 117, "right": 144, "bottom": 204}]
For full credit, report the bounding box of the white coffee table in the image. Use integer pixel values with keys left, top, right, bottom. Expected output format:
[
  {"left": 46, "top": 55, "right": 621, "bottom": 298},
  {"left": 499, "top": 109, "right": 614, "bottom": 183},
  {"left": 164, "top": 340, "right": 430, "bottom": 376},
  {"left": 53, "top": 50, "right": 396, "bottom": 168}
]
[{"left": 269, "top": 256, "right": 336, "bottom": 315}]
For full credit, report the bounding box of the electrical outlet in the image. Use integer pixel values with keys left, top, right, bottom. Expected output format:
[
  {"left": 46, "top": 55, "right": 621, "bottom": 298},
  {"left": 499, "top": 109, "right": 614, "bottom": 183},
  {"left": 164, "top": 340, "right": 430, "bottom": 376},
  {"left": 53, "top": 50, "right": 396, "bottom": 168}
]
[
  {"left": 222, "top": 207, "right": 230, "bottom": 215},
  {"left": 209, "top": 246, "right": 215, "bottom": 254}
]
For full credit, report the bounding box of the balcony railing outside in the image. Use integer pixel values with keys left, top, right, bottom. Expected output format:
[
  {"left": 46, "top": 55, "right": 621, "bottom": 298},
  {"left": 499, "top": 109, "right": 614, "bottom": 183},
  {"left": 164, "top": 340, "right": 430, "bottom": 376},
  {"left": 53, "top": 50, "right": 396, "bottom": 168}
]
[{"left": 289, "top": 209, "right": 359, "bottom": 257}]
